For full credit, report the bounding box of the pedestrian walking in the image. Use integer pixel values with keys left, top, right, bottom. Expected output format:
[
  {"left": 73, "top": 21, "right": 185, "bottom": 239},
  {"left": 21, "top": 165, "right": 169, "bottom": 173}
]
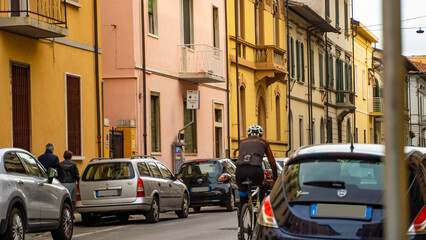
[
  {"left": 38, "top": 143, "right": 63, "bottom": 181},
  {"left": 60, "top": 150, "right": 80, "bottom": 216}
]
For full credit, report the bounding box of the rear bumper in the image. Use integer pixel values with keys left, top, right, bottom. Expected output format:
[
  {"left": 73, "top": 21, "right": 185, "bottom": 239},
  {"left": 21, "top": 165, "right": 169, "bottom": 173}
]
[
  {"left": 190, "top": 191, "right": 229, "bottom": 207},
  {"left": 75, "top": 197, "right": 152, "bottom": 214}
]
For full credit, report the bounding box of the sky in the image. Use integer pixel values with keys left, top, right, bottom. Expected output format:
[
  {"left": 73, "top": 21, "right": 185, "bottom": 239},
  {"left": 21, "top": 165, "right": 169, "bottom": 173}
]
[{"left": 352, "top": 0, "right": 426, "bottom": 56}]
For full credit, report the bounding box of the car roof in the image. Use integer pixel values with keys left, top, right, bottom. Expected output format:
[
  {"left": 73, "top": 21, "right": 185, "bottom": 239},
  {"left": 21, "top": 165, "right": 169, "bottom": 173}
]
[
  {"left": 292, "top": 144, "right": 386, "bottom": 158},
  {"left": 184, "top": 158, "right": 228, "bottom": 163}
]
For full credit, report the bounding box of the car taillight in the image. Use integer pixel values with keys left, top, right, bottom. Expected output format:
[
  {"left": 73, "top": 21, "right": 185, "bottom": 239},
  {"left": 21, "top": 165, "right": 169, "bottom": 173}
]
[
  {"left": 408, "top": 205, "right": 426, "bottom": 235},
  {"left": 137, "top": 178, "right": 145, "bottom": 197},
  {"left": 76, "top": 181, "right": 81, "bottom": 201},
  {"left": 257, "top": 195, "right": 278, "bottom": 228},
  {"left": 217, "top": 173, "right": 229, "bottom": 182}
]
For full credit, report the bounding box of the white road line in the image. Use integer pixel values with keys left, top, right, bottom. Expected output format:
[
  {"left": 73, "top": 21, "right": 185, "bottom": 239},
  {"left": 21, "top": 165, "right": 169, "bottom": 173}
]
[{"left": 73, "top": 225, "right": 126, "bottom": 238}]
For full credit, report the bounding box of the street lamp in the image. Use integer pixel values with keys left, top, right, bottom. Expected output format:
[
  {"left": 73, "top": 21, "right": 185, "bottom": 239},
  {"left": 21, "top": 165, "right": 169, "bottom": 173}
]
[{"left": 416, "top": 27, "right": 424, "bottom": 34}]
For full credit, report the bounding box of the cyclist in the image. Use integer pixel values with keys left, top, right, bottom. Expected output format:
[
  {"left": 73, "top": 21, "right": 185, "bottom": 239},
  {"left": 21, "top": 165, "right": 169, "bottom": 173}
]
[{"left": 235, "top": 124, "right": 278, "bottom": 237}]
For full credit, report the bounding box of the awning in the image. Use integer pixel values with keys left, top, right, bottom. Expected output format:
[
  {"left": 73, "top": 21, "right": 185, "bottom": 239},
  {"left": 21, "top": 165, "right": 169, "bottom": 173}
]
[{"left": 288, "top": 1, "right": 340, "bottom": 33}]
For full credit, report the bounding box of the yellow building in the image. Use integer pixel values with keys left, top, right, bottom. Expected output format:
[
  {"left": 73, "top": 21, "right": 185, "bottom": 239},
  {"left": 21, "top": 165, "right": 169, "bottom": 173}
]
[
  {"left": 227, "top": 0, "right": 288, "bottom": 157},
  {"left": 353, "top": 21, "right": 379, "bottom": 143},
  {"left": 0, "top": 0, "right": 102, "bottom": 171}
]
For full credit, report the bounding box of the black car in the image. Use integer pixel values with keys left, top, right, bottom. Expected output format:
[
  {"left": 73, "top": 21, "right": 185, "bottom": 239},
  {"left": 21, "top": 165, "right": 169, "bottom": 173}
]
[
  {"left": 254, "top": 144, "right": 426, "bottom": 240},
  {"left": 178, "top": 158, "right": 239, "bottom": 212}
]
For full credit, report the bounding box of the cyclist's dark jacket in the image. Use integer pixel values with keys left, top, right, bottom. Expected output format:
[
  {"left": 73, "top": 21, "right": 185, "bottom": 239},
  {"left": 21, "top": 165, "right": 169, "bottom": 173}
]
[{"left": 235, "top": 136, "right": 277, "bottom": 178}]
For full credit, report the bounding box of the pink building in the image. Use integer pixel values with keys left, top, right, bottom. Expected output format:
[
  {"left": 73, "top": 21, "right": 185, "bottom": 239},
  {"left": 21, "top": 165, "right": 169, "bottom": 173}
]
[{"left": 100, "top": 0, "right": 228, "bottom": 172}]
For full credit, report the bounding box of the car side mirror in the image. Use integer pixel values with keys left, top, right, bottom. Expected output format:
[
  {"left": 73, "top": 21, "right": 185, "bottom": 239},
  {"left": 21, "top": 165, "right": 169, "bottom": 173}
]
[
  {"left": 48, "top": 168, "right": 58, "bottom": 183},
  {"left": 175, "top": 174, "right": 183, "bottom": 182}
]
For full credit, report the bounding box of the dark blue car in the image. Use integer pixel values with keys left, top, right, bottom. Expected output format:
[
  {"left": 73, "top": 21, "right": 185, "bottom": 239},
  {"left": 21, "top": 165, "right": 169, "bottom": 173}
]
[{"left": 254, "top": 144, "right": 426, "bottom": 240}]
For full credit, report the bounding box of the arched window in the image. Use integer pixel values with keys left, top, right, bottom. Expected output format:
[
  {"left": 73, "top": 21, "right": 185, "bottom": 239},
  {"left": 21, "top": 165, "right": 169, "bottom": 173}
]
[
  {"left": 239, "top": 86, "right": 246, "bottom": 137},
  {"left": 258, "top": 96, "right": 267, "bottom": 138},
  {"left": 347, "top": 119, "right": 352, "bottom": 143}
]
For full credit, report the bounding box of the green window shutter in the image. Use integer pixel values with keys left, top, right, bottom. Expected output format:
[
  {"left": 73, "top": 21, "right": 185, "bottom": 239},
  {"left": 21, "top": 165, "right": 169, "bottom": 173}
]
[
  {"left": 335, "top": 59, "right": 339, "bottom": 90},
  {"left": 148, "top": 0, "right": 153, "bottom": 14},
  {"left": 301, "top": 42, "right": 305, "bottom": 82},
  {"left": 296, "top": 40, "right": 300, "bottom": 81},
  {"left": 349, "top": 64, "right": 353, "bottom": 91},
  {"left": 330, "top": 55, "right": 334, "bottom": 89},
  {"left": 319, "top": 53, "right": 323, "bottom": 88},
  {"left": 311, "top": 49, "right": 315, "bottom": 85},
  {"left": 291, "top": 37, "right": 295, "bottom": 78}
]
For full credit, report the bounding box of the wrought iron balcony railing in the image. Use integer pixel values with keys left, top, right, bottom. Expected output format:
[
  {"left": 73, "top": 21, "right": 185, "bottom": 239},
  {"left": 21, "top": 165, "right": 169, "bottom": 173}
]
[
  {"left": 0, "top": 0, "right": 68, "bottom": 38},
  {"left": 179, "top": 44, "right": 225, "bottom": 84}
]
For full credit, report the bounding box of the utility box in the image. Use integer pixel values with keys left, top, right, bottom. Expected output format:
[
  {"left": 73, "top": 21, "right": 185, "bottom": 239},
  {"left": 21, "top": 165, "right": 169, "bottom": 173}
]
[
  {"left": 117, "top": 120, "right": 137, "bottom": 158},
  {"left": 104, "top": 118, "right": 110, "bottom": 158}
]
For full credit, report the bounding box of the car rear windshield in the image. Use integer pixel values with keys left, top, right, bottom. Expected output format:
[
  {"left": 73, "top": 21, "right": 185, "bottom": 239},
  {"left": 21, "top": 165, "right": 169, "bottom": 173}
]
[
  {"left": 180, "top": 161, "right": 221, "bottom": 180},
  {"left": 82, "top": 162, "right": 135, "bottom": 181},
  {"left": 285, "top": 157, "right": 384, "bottom": 204}
]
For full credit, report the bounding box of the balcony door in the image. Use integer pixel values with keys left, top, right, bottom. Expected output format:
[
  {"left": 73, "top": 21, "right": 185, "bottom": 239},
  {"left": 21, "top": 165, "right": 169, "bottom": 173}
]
[
  {"left": 10, "top": 0, "right": 27, "bottom": 17},
  {"left": 12, "top": 63, "right": 31, "bottom": 151}
]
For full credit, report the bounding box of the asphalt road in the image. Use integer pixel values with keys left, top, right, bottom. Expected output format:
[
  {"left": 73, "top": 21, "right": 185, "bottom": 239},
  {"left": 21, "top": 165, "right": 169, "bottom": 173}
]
[{"left": 27, "top": 207, "right": 239, "bottom": 240}]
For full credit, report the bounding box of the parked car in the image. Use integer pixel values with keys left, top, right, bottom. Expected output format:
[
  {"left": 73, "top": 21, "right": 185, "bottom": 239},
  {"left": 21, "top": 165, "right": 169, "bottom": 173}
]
[
  {"left": 75, "top": 155, "right": 189, "bottom": 225},
  {"left": 254, "top": 144, "right": 426, "bottom": 240},
  {"left": 177, "top": 158, "right": 239, "bottom": 212},
  {"left": 0, "top": 148, "right": 73, "bottom": 240}
]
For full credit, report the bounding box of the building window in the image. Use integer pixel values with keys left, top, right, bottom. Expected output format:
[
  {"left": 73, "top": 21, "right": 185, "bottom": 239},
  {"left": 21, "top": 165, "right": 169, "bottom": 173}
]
[
  {"left": 338, "top": 120, "right": 342, "bottom": 143},
  {"left": 347, "top": 119, "right": 351, "bottom": 143},
  {"left": 335, "top": 0, "right": 340, "bottom": 26},
  {"left": 151, "top": 94, "right": 161, "bottom": 152},
  {"left": 355, "top": 126, "right": 359, "bottom": 143},
  {"left": 184, "top": 102, "right": 197, "bottom": 153},
  {"left": 362, "top": 70, "right": 366, "bottom": 99},
  {"left": 237, "top": 0, "right": 245, "bottom": 38},
  {"left": 12, "top": 63, "right": 31, "bottom": 151},
  {"left": 312, "top": 120, "right": 316, "bottom": 144},
  {"left": 319, "top": 52, "right": 324, "bottom": 88},
  {"left": 258, "top": 96, "right": 267, "bottom": 138},
  {"left": 273, "top": 2, "right": 280, "bottom": 46},
  {"left": 182, "top": 0, "right": 193, "bottom": 44},
  {"left": 327, "top": 117, "right": 333, "bottom": 143},
  {"left": 214, "top": 104, "right": 224, "bottom": 158},
  {"left": 299, "top": 117, "right": 304, "bottom": 147},
  {"left": 276, "top": 95, "right": 281, "bottom": 140},
  {"left": 320, "top": 118, "right": 325, "bottom": 143},
  {"left": 213, "top": 6, "right": 220, "bottom": 48},
  {"left": 326, "top": 0, "right": 330, "bottom": 19},
  {"left": 239, "top": 85, "right": 246, "bottom": 137},
  {"left": 148, "top": 0, "right": 158, "bottom": 35},
  {"left": 66, "top": 75, "right": 82, "bottom": 156},
  {"left": 354, "top": 65, "right": 358, "bottom": 95},
  {"left": 364, "top": 129, "right": 367, "bottom": 143},
  {"left": 310, "top": 48, "right": 315, "bottom": 86},
  {"left": 344, "top": 1, "right": 349, "bottom": 34},
  {"left": 296, "top": 40, "right": 300, "bottom": 81}
]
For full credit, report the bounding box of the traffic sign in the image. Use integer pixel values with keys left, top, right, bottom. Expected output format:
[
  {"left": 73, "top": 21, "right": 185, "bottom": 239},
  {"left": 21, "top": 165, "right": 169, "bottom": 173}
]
[{"left": 186, "top": 90, "right": 200, "bottom": 109}]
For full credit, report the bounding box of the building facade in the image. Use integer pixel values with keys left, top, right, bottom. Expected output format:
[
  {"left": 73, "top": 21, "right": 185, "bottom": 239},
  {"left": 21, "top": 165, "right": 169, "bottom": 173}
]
[
  {"left": 227, "top": 0, "right": 288, "bottom": 157},
  {"left": 407, "top": 59, "right": 426, "bottom": 146},
  {"left": 0, "top": 0, "right": 102, "bottom": 170},
  {"left": 101, "top": 0, "right": 228, "bottom": 172}
]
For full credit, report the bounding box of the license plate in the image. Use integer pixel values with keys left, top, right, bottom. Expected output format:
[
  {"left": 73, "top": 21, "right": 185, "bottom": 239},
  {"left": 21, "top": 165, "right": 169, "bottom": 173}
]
[
  {"left": 191, "top": 187, "right": 210, "bottom": 192},
  {"left": 310, "top": 203, "right": 372, "bottom": 220},
  {"left": 96, "top": 189, "right": 120, "bottom": 197}
]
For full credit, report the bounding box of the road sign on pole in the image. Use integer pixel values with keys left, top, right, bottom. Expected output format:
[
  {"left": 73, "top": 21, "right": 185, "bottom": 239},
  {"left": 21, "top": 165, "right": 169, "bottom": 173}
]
[{"left": 186, "top": 90, "right": 200, "bottom": 110}]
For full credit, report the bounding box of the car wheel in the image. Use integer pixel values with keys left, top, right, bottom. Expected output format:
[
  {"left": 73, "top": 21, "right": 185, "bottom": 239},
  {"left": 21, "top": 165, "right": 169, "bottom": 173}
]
[
  {"left": 51, "top": 202, "right": 73, "bottom": 240},
  {"left": 145, "top": 197, "right": 160, "bottom": 223},
  {"left": 0, "top": 208, "right": 25, "bottom": 240},
  {"left": 81, "top": 213, "right": 99, "bottom": 226},
  {"left": 226, "top": 192, "right": 235, "bottom": 212},
  {"left": 193, "top": 207, "right": 201, "bottom": 213},
  {"left": 175, "top": 193, "right": 189, "bottom": 218},
  {"left": 116, "top": 214, "right": 129, "bottom": 223}
]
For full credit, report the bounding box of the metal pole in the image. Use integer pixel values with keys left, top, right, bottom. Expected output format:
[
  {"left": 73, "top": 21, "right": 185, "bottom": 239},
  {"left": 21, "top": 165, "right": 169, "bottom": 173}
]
[
  {"left": 383, "top": 0, "right": 408, "bottom": 239},
  {"left": 141, "top": 0, "right": 147, "bottom": 155},
  {"left": 235, "top": 0, "right": 240, "bottom": 148},
  {"left": 225, "top": 0, "right": 231, "bottom": 158}
]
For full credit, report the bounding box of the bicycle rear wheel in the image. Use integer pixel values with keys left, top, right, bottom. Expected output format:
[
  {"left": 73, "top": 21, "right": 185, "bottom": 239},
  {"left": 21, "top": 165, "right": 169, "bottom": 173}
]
[{"left": 239, "top": 203, "right": 254, "bottom": 240}]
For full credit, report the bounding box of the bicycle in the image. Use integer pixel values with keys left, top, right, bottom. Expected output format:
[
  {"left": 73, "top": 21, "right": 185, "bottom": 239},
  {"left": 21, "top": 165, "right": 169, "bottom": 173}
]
[{"left": 238, "top": 178, "right": 261, "bottom": 240}]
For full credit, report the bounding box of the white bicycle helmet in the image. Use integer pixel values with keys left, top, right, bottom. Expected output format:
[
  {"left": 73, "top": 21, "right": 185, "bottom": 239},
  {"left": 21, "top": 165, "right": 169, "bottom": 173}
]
[{"left": 247, "top": 124, "right": 263, "bottom": 137}]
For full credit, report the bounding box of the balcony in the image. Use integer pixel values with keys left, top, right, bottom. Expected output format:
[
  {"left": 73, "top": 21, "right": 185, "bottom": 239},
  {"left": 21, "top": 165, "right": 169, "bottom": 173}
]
[
  {"left": 254, "top": 45, "right": 287, "bottom": 84},
  {"left": 370, "top": 97, "right": 384, "bottom": 116},
  {"left": 0, "top": 0, "right": 68, "bottom": 39},
  {"left": 179, "top": 44, "right": 225, "bottom": 84},
  {"left": 335, "top": 90, "right": 355, "bottom": 119}
]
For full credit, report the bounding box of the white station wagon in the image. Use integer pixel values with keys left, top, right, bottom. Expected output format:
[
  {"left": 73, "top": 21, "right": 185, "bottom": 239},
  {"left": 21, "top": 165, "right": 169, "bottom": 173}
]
[{"left": 75, "top": 156, "right": 189, "bottom": 225}]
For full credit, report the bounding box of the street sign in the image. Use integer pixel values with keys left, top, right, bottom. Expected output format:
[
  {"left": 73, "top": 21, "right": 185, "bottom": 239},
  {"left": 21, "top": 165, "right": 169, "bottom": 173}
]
[{"left": 186, "top": 90, "right": 200, "bottom": 109}]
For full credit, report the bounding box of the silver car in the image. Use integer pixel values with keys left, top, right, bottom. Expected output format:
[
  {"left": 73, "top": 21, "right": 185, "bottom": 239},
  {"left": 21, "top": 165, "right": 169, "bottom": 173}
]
[
  {"left": 0, "top": 148, "right": 73, "bottom": 240},
  {"left": 75, "top": 156, "right": 189, "bottom": 225}
]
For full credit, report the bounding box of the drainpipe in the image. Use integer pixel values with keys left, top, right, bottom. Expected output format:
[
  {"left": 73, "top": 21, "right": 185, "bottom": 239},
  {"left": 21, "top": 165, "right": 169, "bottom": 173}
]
[
  {"left": 325, "top": 33, "right": 329, "bottom": 143},
  {"left": 351, "top": 0, "right": 357, "bottom": 142},
  {"left": 285, "top": 0, "right": 292, "bottom": 156},
  {"left": 94, "top": 0, "right": 102, "bottom": 157},
  {"left": 307, "top": 25, "right": 321, "bottom": 144},
  {"left": 225, "top": 0, "right": 231, "bottom": 158},
  {"left": 141, "top": 0, "right": 147, "bottom": 155},
  {"left": 235, "top": 0, "right": 240, "bottom": 148}
]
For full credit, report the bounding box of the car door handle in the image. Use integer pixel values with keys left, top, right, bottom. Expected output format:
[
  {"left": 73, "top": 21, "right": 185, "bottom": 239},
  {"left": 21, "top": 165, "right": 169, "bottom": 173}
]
[
  {"left": 18, "top": 180, "right": 24, "bottom": 185},
  {"left": 158, "top": 183, "right": 161, "bottom": 187},
  {"left": 37, "top": 182, "right": 44, "bottom": 186},
  {"left": 169, "top": 184, "right": 172, "bottom": 187}
]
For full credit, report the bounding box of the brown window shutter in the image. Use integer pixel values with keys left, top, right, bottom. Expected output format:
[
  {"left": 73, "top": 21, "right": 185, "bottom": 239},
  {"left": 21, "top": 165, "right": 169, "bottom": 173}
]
[
  {"left": 67, "top": 75, "right": 81, "bottom": 156},
  {"left": 12, "top": 64, "right": 31, "bottom": 151}
]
